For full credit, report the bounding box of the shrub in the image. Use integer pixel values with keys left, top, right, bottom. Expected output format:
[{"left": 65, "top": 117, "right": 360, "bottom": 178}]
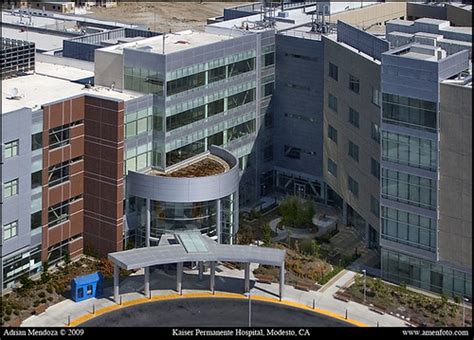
[
  {"left": 19, "top": 274, "right": 34, "bottom": 290},
  {"left": 99, "top": 259, "right": 114, "bottom": 278},
  {"left": 46, "top": 286, "right": 53, "bottom": 294},
  {"left": 4, "top": 316, "right": 10, "bottom": 322},
  {"left": 299, "top": 239, "right": 319, "bottom": 257},
  {"left": 38, "top": 292, "right": 46, "bottom": 298},
  {"left": 454, "top": 296, "right": 461, "bottom": 304},
  {"left": 33, "top": 300, "right": 40, "bottom": 307},
  {"left": 13, "top": 310, "right": 19, "bottom": 316},
  {"left": 5, "top": 308, "right": 12, "bottom": 316},
  {"left": 262, "top": 224, "right": 272, "bottom": 245},
  {"left": 47, "top": 297, "right": 53, "bottom": 302},
  {"left": 40, "top": 298, "right": 47, "bottom": 304}
]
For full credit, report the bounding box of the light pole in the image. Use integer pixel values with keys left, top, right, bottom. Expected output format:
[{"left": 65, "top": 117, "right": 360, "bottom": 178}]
[
  {"left": 244, "top": 288, "right": 254, "bottom": 328},
  {"left": 362, "top": 269, "right": 367, "bottom": 304}
]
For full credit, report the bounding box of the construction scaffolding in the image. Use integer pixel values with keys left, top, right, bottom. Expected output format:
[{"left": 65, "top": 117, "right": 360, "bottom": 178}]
[{"left": 1, "top": 37, "right": 35, "bottom": 80}]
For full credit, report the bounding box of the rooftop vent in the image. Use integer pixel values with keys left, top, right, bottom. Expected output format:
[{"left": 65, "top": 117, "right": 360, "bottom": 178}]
[{"left": 6, "top": 87, "right": 23, "bottom": 100}]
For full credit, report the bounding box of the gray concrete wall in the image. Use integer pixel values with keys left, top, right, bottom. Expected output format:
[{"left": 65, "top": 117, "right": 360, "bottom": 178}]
[
  {"left": 446, "top": 4, "right": 472, "bottom": 27},
  {"left": 1, "top": 108, "right": 34, "bottom": 257},
  {"left": 438, "top": 82, "right": 472, "bottom": 270},
  {"left": 273, "top": 34, "right": 324, "bottom": 180},
  {"left": 323, "top": 35, "right": 381, "bottom": 232},
  {"left": 94, "top": 49, "right": 124, "bottom": 89}
]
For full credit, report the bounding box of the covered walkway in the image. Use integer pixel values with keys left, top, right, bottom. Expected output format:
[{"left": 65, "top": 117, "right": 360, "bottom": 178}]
[{"left": 108, "top": 232, "right": 286, "bottom": 303}]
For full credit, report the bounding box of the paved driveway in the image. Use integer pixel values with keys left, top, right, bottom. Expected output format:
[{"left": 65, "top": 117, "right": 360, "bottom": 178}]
[{"left": 80, "top": 298, "right": 353, "bottom": 327}]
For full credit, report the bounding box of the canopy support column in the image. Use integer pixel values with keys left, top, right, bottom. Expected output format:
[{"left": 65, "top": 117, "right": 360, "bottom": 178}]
[
  {"left": 114, "top": 263, "right": 120, "bottom": 303},
  {"left": 244, "top": 262, "right": 250, "bottom": 293},
  {"left": 210, "top": 261, "right": 216, "bottom": 294},
  {"left": 279, "top": 262, "right": 285, "bottom": 301},
  {"left": 146, "top": 198, "right": 151, "bottom": 247},
  {"left": 198, "top": 261, "right": 204, "bottom": 281},
  {"left": 177, "top": 262, "right": 183, "bottom": 295},
  {"left": 144, "top": 266, "right": 150, "bottom": 297}
]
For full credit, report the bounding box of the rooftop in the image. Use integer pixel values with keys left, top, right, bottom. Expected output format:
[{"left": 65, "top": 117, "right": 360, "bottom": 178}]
[
  {"left": 147, "top": 153, "right": 230, "bottom": 178},
  {"left": 2, "top": 64, "right": 139, "bottom": 113},
  {"left": 100, "top": 30, "right": 234, "bottom": 55},
  {"left": 1, "top": 26, "right": 67, "bottom": 51}
]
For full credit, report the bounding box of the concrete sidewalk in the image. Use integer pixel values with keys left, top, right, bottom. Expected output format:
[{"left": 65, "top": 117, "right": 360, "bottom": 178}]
[{"left": 22, "top": 264, "right": 409, "bottom": 328}]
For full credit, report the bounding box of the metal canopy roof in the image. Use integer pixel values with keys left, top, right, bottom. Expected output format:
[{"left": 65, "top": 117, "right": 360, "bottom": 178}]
[{"left": 108, "top": 233, "right": 286, "bottom": 270}]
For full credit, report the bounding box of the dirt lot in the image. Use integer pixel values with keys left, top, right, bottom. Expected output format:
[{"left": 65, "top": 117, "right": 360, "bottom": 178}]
[{"left": 84, "top": 2, "right": 251, "bottom": 32}]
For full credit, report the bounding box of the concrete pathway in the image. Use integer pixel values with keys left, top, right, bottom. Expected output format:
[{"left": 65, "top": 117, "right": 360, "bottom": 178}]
[{"left": 22, "top": 264, "right": 410, "bottom": 328}]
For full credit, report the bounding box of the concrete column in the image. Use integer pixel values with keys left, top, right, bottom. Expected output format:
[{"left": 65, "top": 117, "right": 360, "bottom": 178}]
[
  {"left": 198, "top": 261, "right": 204, "bottom": 281},
  {"left": 244, "top": 263, "right": 250, "bottom": 293},
  {"left": 279, "top": 262, "right": 285, "bottom": 300},
  {"left": 113, "top": 263, "right": 120, "bottom": 303},
  {"left": 146, "top": 198, "right": 151, "bottom": 247},
  {"left": 233, "top": 190, "right": 239, "bottom": 242},
  {"left": 144, "top": 267, "right": 150, "bottom": 297},
  {"left": 342, "top": 201, "right": 348, "bottom": 226},
  {"left": 210, "top": 261, "right": 216, "bottom": 293},
  {"left": 176, "top": 262, "right": 183, "bottom": 294},
  {"left": 216, "top": 199, "right": 221, "bottom": 244}
]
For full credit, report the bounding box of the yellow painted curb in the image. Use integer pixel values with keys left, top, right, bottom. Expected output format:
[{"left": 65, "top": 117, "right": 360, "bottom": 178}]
[{"left": 68, "top": 292, "right": 367, "bottom": 327}]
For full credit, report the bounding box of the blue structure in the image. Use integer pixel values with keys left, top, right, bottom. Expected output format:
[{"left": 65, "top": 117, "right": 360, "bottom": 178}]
[{"left": 71, "top": 272, "right": 102, "bottom": 302}]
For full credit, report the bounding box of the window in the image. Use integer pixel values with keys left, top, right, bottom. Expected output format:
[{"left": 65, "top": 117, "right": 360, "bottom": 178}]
[
  {"left": 371, "top": 122, "right": 380, "bottom": 144},
  {"left": 48, "top": 161, "right": 70, "bottom": 187},
  {"left": 48, "top": 124, "right": 70, "bottom": 150},
  {"left": 4, "top": 179, "right": 19, "bottom": 198},
  {"left": 284, "top": 145, "right": 301, "bottom": 159},
  {"left": 381, "top": 169, "right": 437, "bottom": 210},
  {"left": 370, "top": 195, "right": 380, "bottom": 217},
  {"left": 3, "top": 221, "right": 18, "bottom": 241},
  {"left": 5, "top": 140, "right": 19, "bottom": 158},
  {"left": 328, "top": 158, "right": 337, "bottom": 177},
  {"left": 382, "top": 131, "right": 437, "bottom": 171},
  {"left": 208, "top": 65, "right": 226, "bottom": 83},
  {"left": 48, "top": 200, "right": 70, "bottom": 227},
  {"left": 348, "top": 108, "right": 360, "bottom": 128},
  {"left": 349, "top": 74, "right": 360, "bottom": 94},
  {"left": 348, "top": 141, "right": 359, "bottom": 162},
  {"left": 31, "top": 211, "right": 42, "bottom": 230},
  {"left": 371, "top": 158, "right": 380, "bottom": 180},
  {"left": 166, "top": 105, "right": 205, "bottom": 132},
  {"left": 348, "top": 176, "right": 359, "bottom": 198},
  {"left": 381, "top": 207, "right": 436, "bottom": 252},
  {"left": 166, "top": 72, "right": 206, "bottom": 96},
  {"left": 264, "top": 143, "right": 273, "bottom": 162},
  {"left": 285, "top": 53, "right": 318, "bottom": 62},
  {"left": 328, "top": 93, "right": 338, "bottom": 112},
  {"left": 372, "top": 87, "right": 381, "bottom": 107},
  {"left": 263, "top": 82, "right": 274, "bottom": 97},
  {"left": 264, "top": 111, "right": 273, "bottom": 128},
  {"left": 329, "top": 63, "right": 338, "bottom": 81},
  {"left": 125, "top": 121, "right": 137, "bottom": 138},
  {"left": 263, "top": 52, "right": 275, "bottom": 67},
  {"left": 227, "top": 88, "right": 256, "bottom": 110},
  {"left": 328, "top": 125, "right": 338, "bottom": 144},
  {"left": 31, "top": 170, "right": 42, "bottom": 190},
  {"left": 208, "top": 99, "right": 225, "bottom": 117},
  {"left": 32, "top": 132, "right": 43, "bottom": 151},
  {"left": 382, "top": 93, "right": 437, "bottom": 132},
  {"left": 227, "top": 120, "right": 256, "bottom": 143},
  {"left": 228, "top": 58, "right": 255, "bottom": 77}
]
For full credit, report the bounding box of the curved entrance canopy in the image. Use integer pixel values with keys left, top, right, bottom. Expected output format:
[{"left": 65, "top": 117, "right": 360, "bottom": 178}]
[{"left": 108, "top": 232, "right": 286, "bottom": 301}]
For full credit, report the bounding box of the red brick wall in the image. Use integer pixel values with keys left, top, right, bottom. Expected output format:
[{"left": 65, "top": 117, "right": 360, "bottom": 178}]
[
  {"left": 41, "top": 97, "right": 85, "bottom": 261},
  {"left": 40, "top": 95, "right": 124, "bottom": 261},
  {"left": 83, "top": 96, "right": 124, "bottom": 257}
]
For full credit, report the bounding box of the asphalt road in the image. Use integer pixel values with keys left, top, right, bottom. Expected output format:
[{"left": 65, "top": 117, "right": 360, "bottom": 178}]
[{"left": 80, "top": 298, "right": 353, "bottom": 327}]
